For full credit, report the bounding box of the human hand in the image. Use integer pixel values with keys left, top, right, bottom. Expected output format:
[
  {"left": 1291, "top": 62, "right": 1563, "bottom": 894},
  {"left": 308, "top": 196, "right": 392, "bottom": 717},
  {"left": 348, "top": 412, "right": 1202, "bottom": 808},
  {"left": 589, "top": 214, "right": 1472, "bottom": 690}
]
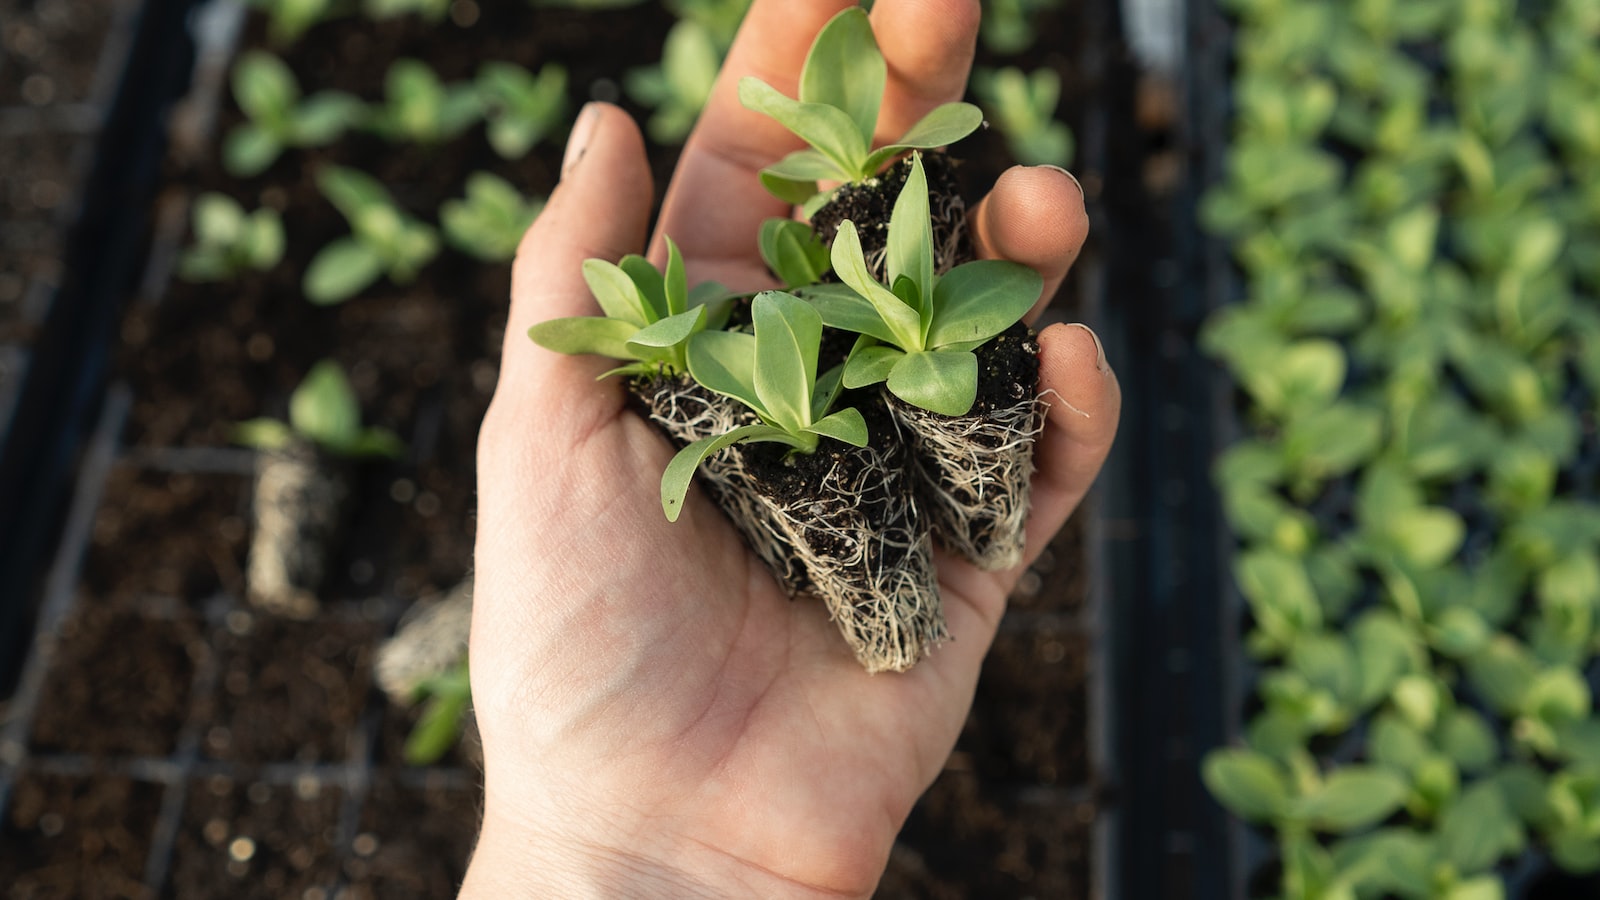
[{"left": 463, "top": 1, "right": 1120, "bottom": 897}]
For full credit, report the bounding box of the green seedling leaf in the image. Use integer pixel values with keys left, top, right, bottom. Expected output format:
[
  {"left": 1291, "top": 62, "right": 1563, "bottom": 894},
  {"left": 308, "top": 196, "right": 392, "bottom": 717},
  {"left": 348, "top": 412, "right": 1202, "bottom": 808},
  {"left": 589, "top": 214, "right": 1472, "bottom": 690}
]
[
  {"left": 926, "top": 260, "right": 1042, "bottom": 349},
  {"left": 663, "top": 237, "right": 689, "bottom": 316},
  {"left": 662, "top": 424, "right": 800, "bottom": 521},
  {"left": 1236, "top": 549, "right": 1322, "bottom": 650},
  {"left": 528, "top": 317, "right": 643, "bottom": 360},
  {"left": 799, "top": 7, "right": 883, "bottom": 143},
  {"left": 686, "top": 330, "right": 762, "bottom": 414},
  {"left": 887, "top": 349, "right": 978, "bottom": 417},
  {"left": 738, "top": 78, "right": 866, "bottom": 176},
  {"left": 627, "top": 307, "right": 707, "bottom": 353},
  {"left": 1295, "top": 767, "right": 1408, "bottom": 833},
  {"left": 831, "top": 221, "right": 922, "bottom": 347},
  {"left": 842, "top": 343, "right": 905, "bottom": 389},
  {"left": 1203, "top": 748, "right": 1289, "bottom": 822},
  {"left": 806, "top": 408, "right": 869, "bottom": 447},
  {"left": 886, "top": 154, "right": 934, "bottom": 322},
  {"left": 860, "top": 102, "right": 985, "bottom": 174},
  {"left": 800, "top": 283, "right": 901, "bottom": 344},
  {"left": 1438, "top": 710, "right": 1499, "bottom": 773},
  {"left": 289, "top": 360, "right": 362, "bottom": 451},
  {"left": 233, "top": 51, "right": 298, "bottom": 124},
  {"left": 1437, "top": 782, "right": 1523, "bottom": 874},
  {"left": 303, "top": 237, "right": 385, "bottom": 304},
  {"left": 583, "top": 259, "right": 654, "bottom": 326},
  {"left": 759, "top": 219, "right": 829, "bottom": 289},
  {"left": 222, "top": 126, "right": 283, "bottom": 178},
  {"left": 752, "top": 291, "right": 822, "bottom": 434},
  {"left": 233, "top": 418, "right": 294, "bottom": 451}
]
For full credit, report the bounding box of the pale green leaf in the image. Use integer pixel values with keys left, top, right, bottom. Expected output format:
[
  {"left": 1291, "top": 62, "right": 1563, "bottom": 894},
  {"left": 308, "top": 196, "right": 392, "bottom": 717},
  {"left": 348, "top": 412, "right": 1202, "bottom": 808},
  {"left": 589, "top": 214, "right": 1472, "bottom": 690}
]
[
  {"left": 799, "top": 7, "right": 883, "bottom": 143},
  {"left": 626, "top": 306, "right": 704, "bottom": 352},
  {"left": 1437, "top": 783, "right": 1523, "bottom": 874},
  {"left": 527, "top": 316, "right": 639, "bottom": 360},
  {"left": 686, "top": 329, "right": 762, "bottom": 414},
  {"left": 222, "top": 125, "right": 283, "bottom": 177},
  {"left": 582, "top": 258, "right": 652, "bottom": 326},
  {"left": 752, "top": 292, "right": 822, "bottom": 433},
  {"left": 843, "top": 344, "right": 904, "bottom": 388},
  {"left": 886, "top": 154, "right": 934, "bottom": 316},
  {"left": 799, "top": 283, "right": 900, "bottom": 344},
  {"left": 619, "top": 255, "right": 666, "bottom": 321},
  {"left": 664, "top": 237, "right": 688, "bottom": 316},
  {"left": 830, "top": 221, "right": 922, "bottom": 348},
  {"left": 927, "top": 260, "right": 1042, "bottom": 349},
  {"left": 805, "top": 407, "right": 868, "bottom": 447},
  {"left": 303, "top": 237, "right": 385, "bottom": 304},
  {"left": 233, "top": 418, "right": 294, "bottom": 451},
  {"left": 289, "top": 360, "right": 362, "bottom": 449},
  {"left": 738, "top": 77, "right": 866, "bottom": 176},
  {"left": 233, "top": 51, "right": 299, "bottom": 123},
  {"left": 1202, "top": 748, "right": 1288, "bottom": 822},
  {"left": 759, "top": 219, "right": 830, "bottom": 288},
  {"left": 861, "top": 102, "right": 985, "bottom": 173},
  {"left": 1295, "top": 767, "right": 1408, "bottom": 832},
  {"left": 661, "top": 424, "right": 801, "bottom": 521},
  {"left": 886, "top": 349, "right": 978, "bottom": 416}
]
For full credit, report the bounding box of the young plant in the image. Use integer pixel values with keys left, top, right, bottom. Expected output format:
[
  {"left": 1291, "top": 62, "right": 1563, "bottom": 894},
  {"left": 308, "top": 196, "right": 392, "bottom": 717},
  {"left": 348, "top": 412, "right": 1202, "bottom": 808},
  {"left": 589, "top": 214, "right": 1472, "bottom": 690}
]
[
  {"left": 660, "top": 291, "right": 867, "bottom": 521},
  {"left": 527, "top": 238, "right": 732, "bottom": 377},
  {"left": 235, "top": 360, "right": 406, "bottom": 459},
  {"left": 978, "top": 0, "right": 1059, "bottom": 55},
  {"left": 972, "top": 66, "right": 1075, "bottom": 168},
  {"left": 737, "top": 7, "right": 984, "bottom": 207},
  {"left": 403, "top": 658, "right": 471, "bottom": 765},
  {"left": 303, "top": 166, "right": 440, "bottom": 305},
  {"left": 476, "top": 62, "right": 568, "bottom": 160},
  {"left": 804, "top": 154, "right": 1042, "bottom": 416},
  {"left": 757, "top": 218, "right": 830, "bottom": 289},
  {"left": 247, "top": 0, "right": 343, "bottom": 45},
  {"left": 178, "top": 192, "right": 285, "bottom": 282},
  {"left": 364, "top": 59, "right": 482, "bottom": 146},
  {"left": 223, "top": 51, "right": 362, "bottom": 177},
  {"left": 440, "top": 172, "right": 543, "bottom": 262}
]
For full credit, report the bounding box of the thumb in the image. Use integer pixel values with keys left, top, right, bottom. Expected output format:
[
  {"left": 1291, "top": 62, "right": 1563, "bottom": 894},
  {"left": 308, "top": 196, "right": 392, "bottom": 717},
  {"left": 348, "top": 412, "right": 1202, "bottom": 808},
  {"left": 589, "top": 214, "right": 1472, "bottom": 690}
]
[{"left": 500, "top": 102, "right": 655, "bottom": 386}]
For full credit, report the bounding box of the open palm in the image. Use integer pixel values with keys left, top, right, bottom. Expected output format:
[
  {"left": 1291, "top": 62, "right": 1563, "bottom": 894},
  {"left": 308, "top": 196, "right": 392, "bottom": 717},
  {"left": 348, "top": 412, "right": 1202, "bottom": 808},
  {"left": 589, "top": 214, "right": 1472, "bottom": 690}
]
[{"left": 464, "top": 1, "right": 1119, "bottom": 897}]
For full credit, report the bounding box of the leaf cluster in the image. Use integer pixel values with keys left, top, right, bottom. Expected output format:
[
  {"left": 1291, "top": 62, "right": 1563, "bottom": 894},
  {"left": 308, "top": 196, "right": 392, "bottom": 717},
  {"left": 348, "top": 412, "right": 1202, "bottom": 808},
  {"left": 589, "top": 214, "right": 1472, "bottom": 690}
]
[
  {"left": 235, "top": 360, "right": 406, "bottom": 459},
  {"left": 972, "top": 66, "right": 1075, "bottom": 169},
  {"left": 402, "top": 658, "right": 471, "bottom": 765},
  {"left": 477, "top": 62, "right": 568, "bottom": 159},
  {"left": 364, "top": 58, "right": 483, "bottom": 146},
  {"left": 178, "top": 192, "right": 286, "bottom": 282},
  {"left": 304, "top": 166, "right": 440, "bottom": 304},
  {"left": 1200, "top": 0, "right": 1600, "bottom": 891},
  {"left": 440, "top": 172, "right": 544, "bottom": 262},
  {"left": 224, "top": 51, "right": 362, "bottom": 177},
  {"left": 624, "top": 0, "right": 751, "bottom": 144}
]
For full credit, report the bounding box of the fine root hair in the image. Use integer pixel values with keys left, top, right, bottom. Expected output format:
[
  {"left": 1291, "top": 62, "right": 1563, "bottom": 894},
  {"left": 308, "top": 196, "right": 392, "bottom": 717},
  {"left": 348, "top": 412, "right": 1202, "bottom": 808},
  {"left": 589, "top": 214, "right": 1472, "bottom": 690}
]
[{"left": 892, "top": 393, "right": 1045, "bottom": 571}]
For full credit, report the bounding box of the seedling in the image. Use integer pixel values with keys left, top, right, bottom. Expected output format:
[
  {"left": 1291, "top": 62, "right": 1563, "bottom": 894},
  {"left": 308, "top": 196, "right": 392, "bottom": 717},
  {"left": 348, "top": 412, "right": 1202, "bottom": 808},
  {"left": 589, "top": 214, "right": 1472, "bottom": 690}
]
[
  {"left": 403, "top": 658, "right": 472, "bottom": 765},
  {"left": 247, "top": 0, "right": 343, "bottom": 45},
  {"left": 625, "top": 19, "right": 722, "bottom": 144},
  {"left": 660, "top": 291, "right": 867, "bottom": 521},
  {"left": 235, "top": 360, "right": 406, "bottom": 459},
  {"left": 757, "top": 218, "right": 830, "bottom": 288},
  {"left": 979, "top": 0, "right": 1058, "bottom": 55},
  {"left": 440, "top": 172, "right": 543, "bottom": 262},
  {"left": 804, "top": 154, "right": 1041, "bottom": 416},
  {"left": 303, "top": 166, "right": 440, "bottom": 305},
  {"left": 476, "top": 62, "right": 568, "bottom": 160},
  {"left": 972, "top": 66, "right": 1075, "bottom": 168},
  {"left": 364, "top": 59, "right": 481, "bottom": 146},
  {"left": 178, "top": 192, "right": 285, "bottom": 282},
  {"left": 223, "top": 51, "right": 362, "bottom": 177},
  {"left": 737, "top": 7, "right": 983, "bottom": 207},
  {"left": 527, "top": 238, "right": 733, "bottom": 377}
]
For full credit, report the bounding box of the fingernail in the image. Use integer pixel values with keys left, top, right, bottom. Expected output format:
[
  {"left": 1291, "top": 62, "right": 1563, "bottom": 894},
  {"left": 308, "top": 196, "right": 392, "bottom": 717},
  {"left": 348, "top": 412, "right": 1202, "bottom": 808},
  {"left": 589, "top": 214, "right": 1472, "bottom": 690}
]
[
  {"left": 1068, "top": 322, "right": 1109, "bottom": 374},
  {"left": 1041, "top": 165, "right": 1085, "bottom": 201},
  {"left": 562, "top": 103, "right": 600, "bottom": 178}
]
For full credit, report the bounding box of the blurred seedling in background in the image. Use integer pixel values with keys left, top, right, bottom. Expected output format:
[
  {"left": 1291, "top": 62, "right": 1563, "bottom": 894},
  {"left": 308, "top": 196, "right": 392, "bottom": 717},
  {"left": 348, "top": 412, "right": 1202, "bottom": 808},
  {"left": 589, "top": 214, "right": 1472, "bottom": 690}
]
[
  {"left": 234, "top": 360, "right": 406, "bottom": 459},
  {"left": 364, "top": 58, "right": 482, "bottom": 146},
  {"left": 973, "top": 66, "right": 1075, "bottom": 168},
  {"left": 476, "top": 62, "right": 568, "bottom": 160},
  {"left": 178, "top": 192, "right": 285, "bottom": 282},
  {"left": 403, "top": 659, "right": 472, "bottom": 765},
  {"left": 441, "top": 172, "right": 545, "bottom": 262},
  {"left": 625, "top": 0, "right": 751, "bottom": 144},
  {"left": 224, "top": 51, "right": 362, "bottom": 177},
  {"left": 303, "top": 166, "right": 440, "bottom": 305}
]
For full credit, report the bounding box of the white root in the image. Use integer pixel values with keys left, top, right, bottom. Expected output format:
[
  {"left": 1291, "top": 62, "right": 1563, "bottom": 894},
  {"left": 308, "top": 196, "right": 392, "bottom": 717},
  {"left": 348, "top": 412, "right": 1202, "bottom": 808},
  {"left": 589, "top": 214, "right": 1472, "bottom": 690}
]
[
  {"left": 891, "top": 393, "right": 1045, "bottom": 572},
  {"left": 246, "top": 443, "right": 348, "bottom": 618},
  {"left": 375, "top": 579, "right": 473, "bottom": 702}
]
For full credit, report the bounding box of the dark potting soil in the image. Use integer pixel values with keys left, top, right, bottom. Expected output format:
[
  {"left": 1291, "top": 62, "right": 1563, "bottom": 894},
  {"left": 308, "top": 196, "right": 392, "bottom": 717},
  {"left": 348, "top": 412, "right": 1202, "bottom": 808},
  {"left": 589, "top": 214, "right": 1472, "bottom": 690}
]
[
  {"left": 0, "top": 769, "right": 164, "bottom": 900},
  {"left": 810, "top": 151, "right": 974, "bottom": 276},
  {"left": 28, "top": 608, "right": 205, "bottom": 758},
  {"left": 167, "top": 774, "right": 343, "bottom": 899},
  {"left": 972, "top": 320, "right": 1042, "bottom": 418},
  {"left": 80, "top": 466, "right": 250, "bottom": 609},
  {"left": 339, "top": 776, "right": 479, "bottom": 900},
  {"left": 196, "top": 615, "right": 375, "bottom": 763}
]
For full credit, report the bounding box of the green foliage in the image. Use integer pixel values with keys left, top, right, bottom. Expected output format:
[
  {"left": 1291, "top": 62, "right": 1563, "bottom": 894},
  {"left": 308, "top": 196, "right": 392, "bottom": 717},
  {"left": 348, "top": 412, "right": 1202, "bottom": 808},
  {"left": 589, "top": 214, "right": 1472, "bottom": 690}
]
[
  {"left": 625, "top": 0, "right": 751, "bottom": 144},
  {"left": 978, "top": 0, "right": 1059, "bottom": 55},
  {"left": 403, "top": 659, "right": 471, "bottom": 766},
  {"left": 757, "top": 218, "right": 829, "bottom": 289},
  {"left": 440, "top": 173, "right": 543, "bottom": 262},
  {"left": 972, "top": 66, "right": 1075, "bottom": 168},
  {"left": 527, "top": 238, "right": 733, "bottom": 378},
  {"left": 738, "top": 7, "right": 983, "bottom": 205},
  {"left": 660, "top": 291, "right": 868, "bottom": 521},
  {"left": 363, "top": 0, "right": 450, "bottom": 22},
  {"left": 477, "top": 62, "right": 568, "bottom": 160},
  {"left": 1201, "top": 0, "right": 1600, "bottom": 891},
  {"left": 178, "top": 192, "right": 285, "bottom": 282},
  {"left": 235, "top": 360, "right": 406, "bottom": 459},
  {"left": 247, "top": 0, "right": 343, "bottom": 45},
  {"left": 223, "top": 51, "right": 362, "bottom": 177},
  {"left": 799, "top": 155, "right": 1041, "bottom": 416},
  {"left": 364, "top": 58, "right": 482, "bottom": 146},
  {"left": 303, "top": 166, "right": 440, "bottom": 304}
]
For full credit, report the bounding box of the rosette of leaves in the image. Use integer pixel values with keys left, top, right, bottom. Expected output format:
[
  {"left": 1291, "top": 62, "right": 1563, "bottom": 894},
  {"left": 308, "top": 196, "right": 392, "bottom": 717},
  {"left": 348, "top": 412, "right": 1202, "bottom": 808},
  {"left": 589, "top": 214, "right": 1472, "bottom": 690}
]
[
  {"left": 476, "top": 62, "right": 568, "bottom": 160},
  {"left": 363, "top": 59, "right": 482, "bottom": 146},
  {"left": 223, "top": 51, "right": 361, "bottom": 177},
  {"left": 803, "top": 154, "right": 1044, "bottom": 570},
  {"left": 178, "top": 192, "right": 285, "bottom": 282},
  {"left": 972, "top": 66, "right": 1075, "bottom": 168},
  {"left": 665, "top": 292, "right": 945, "bottom": 673},
  {"left": 304, "top": 166, "right": 440, "bottom": 304},
  {"left": 235, "top": 361, "right": 404, "bottom": 618},
  {"left": 440, "top": 172, "right": 543, "bottom": 262},
  {"left": 736, "top": 7, "right": 983, "bottom": 212}
]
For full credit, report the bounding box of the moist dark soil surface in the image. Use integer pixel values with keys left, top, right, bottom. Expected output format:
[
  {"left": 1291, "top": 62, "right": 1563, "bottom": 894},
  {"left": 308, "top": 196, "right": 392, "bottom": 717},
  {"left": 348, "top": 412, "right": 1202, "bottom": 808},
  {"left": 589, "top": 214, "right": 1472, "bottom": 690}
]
[
  {"left": 810, "top": 150, "right": 974, "bottom": 275},
  {"left": 3, "top": 0, "right": 1103, "bottom": 896}
]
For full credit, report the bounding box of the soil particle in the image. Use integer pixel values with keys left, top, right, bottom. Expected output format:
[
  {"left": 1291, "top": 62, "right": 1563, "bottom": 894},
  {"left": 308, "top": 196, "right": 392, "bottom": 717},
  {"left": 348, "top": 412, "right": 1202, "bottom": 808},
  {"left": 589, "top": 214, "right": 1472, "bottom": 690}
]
[
  {"left": 82, "top": 467, "right": 249, "bottom": 608},
  {"left": 339, "top": 776, "right": 479, "bottom": 899},
  {"left": 167, "top": 775, "right": 342, "bottom": 899}
]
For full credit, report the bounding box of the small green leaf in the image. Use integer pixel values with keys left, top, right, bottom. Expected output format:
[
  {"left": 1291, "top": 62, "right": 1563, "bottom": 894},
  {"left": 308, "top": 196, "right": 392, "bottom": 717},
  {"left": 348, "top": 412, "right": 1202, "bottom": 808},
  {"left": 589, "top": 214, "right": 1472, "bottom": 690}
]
[
  {"left": 886, "top": 154, "right": 934, "bottom": 316},
  {"left": 1202, "top": 748, "right": 1289, "bottom": 822},
  {"left": 234, "top": 418, "right": 294, "bottom": 451},
  {"left": 527, "top": 316, "right": 639, "bottom": 360},
  {"left": 222, "top": 125, "right": 283, "bottom": 177},
  {"left": 663, "top": 237, "right": 688, "bottom": 316},
  {"left": 582, "top": 259, "right": 652, "bottom": 326},
  {"left": 233, "top": 51, "right": 299, "bottom": 122},
  {"left": 887, "top": 349, "right": 978, "bottom": 416},
  {"left": 289, "top": 361, "right": 362, "bottom": 450},
  {"left": 830, "top": 221, "right": 922, "bottom": 348},
  {"left": 800, "top": 284, "right": 900, "bottom": 344},
  {"left": 752, "top": 292, "right": 822, "bottom": 433},
  {"left": 861, "top": 102, "right": 986, "bottom": 173},
  {"left": 1437, "top": 782, "right": 1523, "bottom": 874},
  {"left": 1236, "top": 549, "right": 1322, "bottom": 649},
  {"left": 661, "top": 424, "right": 800, "bottom": 521},
  {"left": 927, "top": 260, "right": 1042, "bottom": 349},
  {"left": 759, "top": 219, "right": 829, "bottom": 288},
  {"left": 842, "top": 344, "right": 904, "bottom": 389},
  {"left": 799, "top": 7, "right": 884, "bottom": 145},
  {"left": 292, "top": 92, "right": 359, "bottom": 145},
  {"left": 805, "top": 407, "right": 868, "bottom": 447},
  {"left": 1296, "top": 767, "right": 1408, "bottom": 833},
  {"left": 626, "top": 306, "right": 705, "bottom": 352},
  {"left": 344, "top": 427, "right": 406, "bottom": 459},
  {"left": 618, "top": 255, "right": 666, "bottom": 320},
  {"left": 738, "top": 77, "right": 866, "bottom": 175},
  {"left": 303, "top": 237, "right": 385, "bottom": 304},
  {"left": 686, "top": 329, "right": 762, "bottom": 414}
]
